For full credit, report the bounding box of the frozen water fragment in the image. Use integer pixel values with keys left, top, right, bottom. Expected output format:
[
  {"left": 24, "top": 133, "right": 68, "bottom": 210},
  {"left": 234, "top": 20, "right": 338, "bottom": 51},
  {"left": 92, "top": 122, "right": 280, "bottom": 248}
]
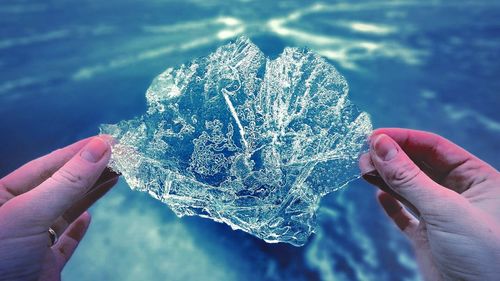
[{"left": 100, "top": 37, "right": 372, "bottom": 246}]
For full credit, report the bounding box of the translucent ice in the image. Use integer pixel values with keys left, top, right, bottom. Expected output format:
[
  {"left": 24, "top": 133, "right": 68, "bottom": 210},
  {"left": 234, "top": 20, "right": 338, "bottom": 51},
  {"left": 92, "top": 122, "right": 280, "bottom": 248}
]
[{"left": 100, "top": 37, "right": 372, "bottom": 246}]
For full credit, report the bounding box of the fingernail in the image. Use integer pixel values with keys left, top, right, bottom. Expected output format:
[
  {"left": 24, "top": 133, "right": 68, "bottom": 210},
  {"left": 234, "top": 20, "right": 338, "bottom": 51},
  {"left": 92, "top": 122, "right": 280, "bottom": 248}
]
[
  {"left": 80, "top": 137, "right": 109, "bottom": 163},
  {"left": 372, "top": 134, "right": 398, "bottom": 161}
]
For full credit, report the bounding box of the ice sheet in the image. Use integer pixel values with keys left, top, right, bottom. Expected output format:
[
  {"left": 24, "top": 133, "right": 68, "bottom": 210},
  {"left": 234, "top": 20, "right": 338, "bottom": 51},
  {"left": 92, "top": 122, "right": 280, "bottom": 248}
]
[{"left": 100, "top": 37, "right": 372, "bottom": 246}]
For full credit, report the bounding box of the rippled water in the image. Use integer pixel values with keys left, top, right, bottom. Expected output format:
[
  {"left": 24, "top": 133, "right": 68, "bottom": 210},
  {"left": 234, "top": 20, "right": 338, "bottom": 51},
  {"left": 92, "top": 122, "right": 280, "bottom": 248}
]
[{"left": 1, "top": 1, "right": 499, "bottom": 280}]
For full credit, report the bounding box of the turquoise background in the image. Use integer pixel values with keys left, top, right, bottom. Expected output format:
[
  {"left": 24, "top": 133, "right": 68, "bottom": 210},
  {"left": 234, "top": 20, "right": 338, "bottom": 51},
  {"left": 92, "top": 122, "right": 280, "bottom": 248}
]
[{"left": 1, "top": 1, "right": 499, "bottom": 280}]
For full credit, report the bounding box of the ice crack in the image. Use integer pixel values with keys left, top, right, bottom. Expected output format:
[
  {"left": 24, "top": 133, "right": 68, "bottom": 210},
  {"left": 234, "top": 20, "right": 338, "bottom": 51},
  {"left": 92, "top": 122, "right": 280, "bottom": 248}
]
[{"left": 100, "top": 37, "right": 372, "bottom": 246}]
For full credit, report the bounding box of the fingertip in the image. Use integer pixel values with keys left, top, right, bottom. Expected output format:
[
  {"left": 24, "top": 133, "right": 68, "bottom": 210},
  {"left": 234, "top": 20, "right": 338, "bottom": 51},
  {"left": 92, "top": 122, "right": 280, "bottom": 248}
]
[
  {"left": 98, "top": 134, "right": 117, "bottom": 146},
  {"left": 67, "top": 212, "right": 91, "bottom": 241},
  {"left": 82, "top": 211, "right": 92, "bottom": 223},
  {"left": 376, "top": 190, "right": 389, "bottom": 204},
  {"left": 79, "top": 211, "right": 92, "bottom": 232},
  {"left": 369, "top": 128, "right": 394, "bottom": 142},
  {"left": 371, "top": 128, "right": 406, "bottom": 140},
  {"left": 369, "top": 129, "right": 382, "bottom": 140},
  {"left": 375, "top": 189, "right": 386, "bottom": 202},
  {"left": 375, "top": 189, "right": 385, "bottom": 197},
  {"left": 80, "top": 137, "right": 111, "bottom": 164},
  {"left": 371, "top": 134, "right": 400, "bottom": 162}
]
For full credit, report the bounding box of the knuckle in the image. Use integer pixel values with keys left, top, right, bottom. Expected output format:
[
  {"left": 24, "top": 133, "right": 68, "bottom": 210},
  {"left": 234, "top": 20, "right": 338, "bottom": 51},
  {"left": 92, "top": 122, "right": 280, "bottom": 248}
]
[
  {"left": 51, "top": 168, "right": 88, "bottom": 188},
  {"left": 0, "top": 179, "right": 8, "bottom": 194},
  {"left": 388, "top": 161, "right": 421, "bottom": 188},
  {"left": 29, "top": 154, "right": 60, "bottom": 181},
  {"left": 0, "top": 181, "right": 15, "bottom": 206},
  {"left": 58, "top": 238, "right": 79, "bottom": 261},
  {"left": 38, "top": 166, "right": 56, "bottom": 182},
  {"left": 58, "top": 245, "right": 70, "bottom": 260}
]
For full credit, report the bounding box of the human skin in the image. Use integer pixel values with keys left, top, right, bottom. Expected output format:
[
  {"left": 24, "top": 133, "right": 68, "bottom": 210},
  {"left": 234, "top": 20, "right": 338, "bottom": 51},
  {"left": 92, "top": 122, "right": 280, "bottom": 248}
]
[
  {"left": 0, "top": 136, "right": 119, "bottom": 281},
  {"left": 359, "top": 128, "right": 500, "bottom": 281},
  {"left": 1, "top": 130, "right": 498, "bottom": 281}
]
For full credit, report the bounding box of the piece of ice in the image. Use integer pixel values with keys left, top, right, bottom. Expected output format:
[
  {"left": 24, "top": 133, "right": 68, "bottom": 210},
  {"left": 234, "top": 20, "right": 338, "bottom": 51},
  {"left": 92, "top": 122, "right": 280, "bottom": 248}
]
[{"left": 100, "top": 37, "right": 372, "bottom": 246}]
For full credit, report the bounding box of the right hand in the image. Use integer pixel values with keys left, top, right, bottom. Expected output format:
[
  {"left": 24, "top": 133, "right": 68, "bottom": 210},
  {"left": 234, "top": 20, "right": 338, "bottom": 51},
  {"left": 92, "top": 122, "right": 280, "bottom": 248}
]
[{"left": 359, "top": 128, "right": 500, "bottom": 281}]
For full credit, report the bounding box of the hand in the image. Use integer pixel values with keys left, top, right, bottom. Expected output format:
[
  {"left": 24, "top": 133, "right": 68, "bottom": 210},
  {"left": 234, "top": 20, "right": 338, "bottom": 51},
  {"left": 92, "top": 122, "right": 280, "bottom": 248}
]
[
  {"left": 0, "top": 136, "right": 119, "bottom": 281},
  {"left": 359, "top": 128, "right": 500, "bottom": 281}
]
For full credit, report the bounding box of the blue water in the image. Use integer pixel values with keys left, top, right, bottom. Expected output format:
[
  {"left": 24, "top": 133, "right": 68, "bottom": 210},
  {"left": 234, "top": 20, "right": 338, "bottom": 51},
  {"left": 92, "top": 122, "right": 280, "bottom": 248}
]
[{"left": 1, "top": 1, "right": 499, "bottom": 280}]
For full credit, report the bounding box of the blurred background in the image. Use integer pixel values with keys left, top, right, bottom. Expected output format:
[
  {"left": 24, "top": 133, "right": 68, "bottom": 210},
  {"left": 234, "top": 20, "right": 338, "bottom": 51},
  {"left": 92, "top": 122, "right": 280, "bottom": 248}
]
[{"left": 1, "top": 0, "right": 499, "bottom": 280}]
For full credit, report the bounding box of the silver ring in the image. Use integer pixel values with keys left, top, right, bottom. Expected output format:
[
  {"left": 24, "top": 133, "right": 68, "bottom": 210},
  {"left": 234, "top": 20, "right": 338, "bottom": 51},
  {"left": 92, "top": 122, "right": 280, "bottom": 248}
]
[{"left": 48, "top": 227, "right": 58, "bottom": 246}]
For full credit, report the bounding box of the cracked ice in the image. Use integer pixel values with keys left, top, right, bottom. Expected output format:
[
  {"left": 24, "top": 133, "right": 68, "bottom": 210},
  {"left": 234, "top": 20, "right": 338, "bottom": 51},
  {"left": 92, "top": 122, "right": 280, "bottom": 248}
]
[{"left": 100, "top": 37, "right": 372, "bottom": 246}]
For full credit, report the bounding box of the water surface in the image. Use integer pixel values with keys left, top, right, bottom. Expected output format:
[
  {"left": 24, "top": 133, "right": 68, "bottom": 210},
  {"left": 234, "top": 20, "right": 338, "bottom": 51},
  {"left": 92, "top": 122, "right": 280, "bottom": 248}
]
[{"left": 1, "top": 1, "right": 499, "bottom": 280}]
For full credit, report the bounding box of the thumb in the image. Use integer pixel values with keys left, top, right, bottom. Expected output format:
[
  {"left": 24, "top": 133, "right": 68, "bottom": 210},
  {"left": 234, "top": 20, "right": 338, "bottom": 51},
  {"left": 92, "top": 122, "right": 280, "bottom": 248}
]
[
  {"left": 369, "top": 134, "right": 459, "bottom": 217},
  {"left": 7, "top": 136, "right": 111, "bottom": 231}
]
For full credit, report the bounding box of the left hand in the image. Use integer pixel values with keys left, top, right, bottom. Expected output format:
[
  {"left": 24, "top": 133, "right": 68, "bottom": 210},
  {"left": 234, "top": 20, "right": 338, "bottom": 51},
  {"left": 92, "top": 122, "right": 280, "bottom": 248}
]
[{"left": 0, "top": 136, "right": 119, "bottom": 281}]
